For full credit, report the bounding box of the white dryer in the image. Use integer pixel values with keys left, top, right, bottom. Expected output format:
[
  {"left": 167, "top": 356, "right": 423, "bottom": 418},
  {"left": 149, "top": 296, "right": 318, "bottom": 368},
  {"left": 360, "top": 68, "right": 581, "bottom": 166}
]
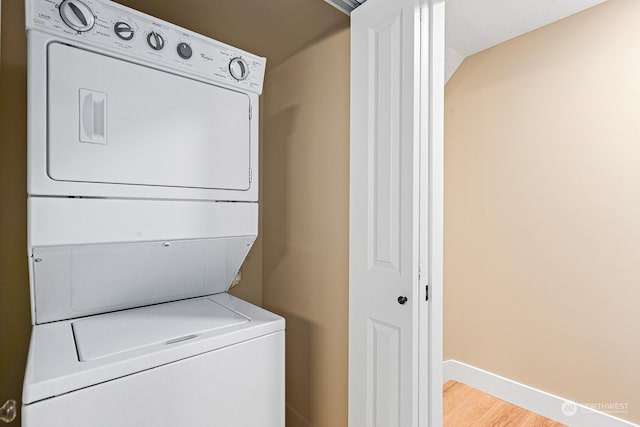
[{"left": 23, "top": 1, "right": 284, "bottom": 426}]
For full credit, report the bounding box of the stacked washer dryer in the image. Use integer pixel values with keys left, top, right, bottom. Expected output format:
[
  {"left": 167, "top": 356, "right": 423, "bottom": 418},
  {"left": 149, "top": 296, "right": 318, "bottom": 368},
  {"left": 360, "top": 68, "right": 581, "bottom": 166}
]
[{"left": 22, "top": 1, "right": 284, "bottom": 425}]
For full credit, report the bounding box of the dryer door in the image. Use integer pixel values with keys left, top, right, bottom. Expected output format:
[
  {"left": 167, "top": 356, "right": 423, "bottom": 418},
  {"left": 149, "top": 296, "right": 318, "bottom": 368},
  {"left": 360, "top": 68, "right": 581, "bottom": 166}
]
[{"left": 47, "top": 42, "right": 252, "bottom": 191}]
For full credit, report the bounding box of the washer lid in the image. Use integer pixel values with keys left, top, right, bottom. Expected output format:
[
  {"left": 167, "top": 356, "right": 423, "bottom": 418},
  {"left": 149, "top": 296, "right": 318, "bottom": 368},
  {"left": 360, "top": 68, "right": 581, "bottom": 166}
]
[
  {"left": 22, "top": 294, "right": 286, "bottom": 405},
  {"left": 32, "top": 235, "right": 255, "bottom": 324},
  {"left": 72, "top": 298, "right": 248, "bottom": 362}
]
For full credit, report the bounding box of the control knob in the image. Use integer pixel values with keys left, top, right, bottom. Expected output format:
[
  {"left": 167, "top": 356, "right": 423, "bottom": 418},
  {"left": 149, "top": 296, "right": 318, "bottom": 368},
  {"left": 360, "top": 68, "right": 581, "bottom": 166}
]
[
  {"left": 177, "top": 42, "right": 192, "bottom": 59},
  {"left": 59, "top": 0, "right": 95, "bottom": 32},
  {"left": 114, "top": 21, "right": 135, "bottom": 41},
  {"left": 147, "top": 31, "right": 165, "bottom": 51},
  {"left": 229, "top": 57, "right": 249, "bottom": 81}
]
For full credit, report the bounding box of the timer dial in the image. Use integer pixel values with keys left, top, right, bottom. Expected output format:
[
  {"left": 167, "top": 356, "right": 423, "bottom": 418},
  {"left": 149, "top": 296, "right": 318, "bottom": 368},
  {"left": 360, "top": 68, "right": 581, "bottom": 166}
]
[
  {"left": 59, "top": 0, "right": 95, "bottom": 32},
  {"left": 229, "top": 57, "right": 249, "bottom": 81}
]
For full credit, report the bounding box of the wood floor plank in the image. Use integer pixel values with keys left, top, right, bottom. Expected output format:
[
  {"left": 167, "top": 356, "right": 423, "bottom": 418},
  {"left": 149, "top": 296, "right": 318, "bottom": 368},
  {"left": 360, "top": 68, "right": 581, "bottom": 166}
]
[
  {"left": 444, "top": 382, "right": 497, "bottom": 427},
  {"left": 443, "top": 380, "right": 457, "bottom": 393},
  {"left": 443, "top": 381, "right": 566, "bottom": 427},
  {"left": 474, "top": 399, "right": 531, "bottom": 427}
]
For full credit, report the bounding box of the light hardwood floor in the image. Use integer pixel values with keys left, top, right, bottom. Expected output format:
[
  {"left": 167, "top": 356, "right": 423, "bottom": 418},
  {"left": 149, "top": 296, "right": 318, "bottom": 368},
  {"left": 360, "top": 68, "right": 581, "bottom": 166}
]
[{"left": 443, "top": 381, "right": 567, "bottom": 427}]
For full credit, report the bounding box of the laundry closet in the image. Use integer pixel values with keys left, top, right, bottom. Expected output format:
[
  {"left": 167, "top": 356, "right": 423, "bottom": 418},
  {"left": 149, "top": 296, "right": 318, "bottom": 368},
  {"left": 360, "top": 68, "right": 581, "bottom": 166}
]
[{"left": 21, "top": 0, "right": 286, "bottom": 425}]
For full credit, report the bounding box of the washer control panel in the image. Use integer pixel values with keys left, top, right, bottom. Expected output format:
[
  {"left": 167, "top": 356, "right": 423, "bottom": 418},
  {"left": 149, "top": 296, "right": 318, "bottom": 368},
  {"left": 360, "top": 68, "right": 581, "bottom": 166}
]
[{"left": 26, "top": 0, "right": 266, "bottom": 93}]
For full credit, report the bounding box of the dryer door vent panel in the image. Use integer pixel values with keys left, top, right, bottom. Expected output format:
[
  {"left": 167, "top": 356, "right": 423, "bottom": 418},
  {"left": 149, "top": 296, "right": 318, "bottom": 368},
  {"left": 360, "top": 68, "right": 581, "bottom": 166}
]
[{"left": 47, "top": 43, "right": 251, "bottom": 191}]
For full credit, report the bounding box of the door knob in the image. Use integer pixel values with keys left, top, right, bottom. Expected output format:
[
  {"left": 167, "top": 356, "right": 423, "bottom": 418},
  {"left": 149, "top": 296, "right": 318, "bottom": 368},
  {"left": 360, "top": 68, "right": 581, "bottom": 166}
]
[
  {"left": 0, "top": 399, "right": 16, "bottom": 423},
  {"left": 397, "top": 296, "right": 408, "bottom": 305}
]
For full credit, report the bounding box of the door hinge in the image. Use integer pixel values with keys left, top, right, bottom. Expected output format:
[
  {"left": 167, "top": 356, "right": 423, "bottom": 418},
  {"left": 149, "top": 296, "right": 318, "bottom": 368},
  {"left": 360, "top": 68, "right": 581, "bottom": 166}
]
[
  {"left": 426, "top": 285, "right": 429, "bottom": 301},
  {"left": 249, "top": 168, "right": 252, "bottom": 183},
  {"left": 249, "top": 104, "right": 252, "bottom": 120}
]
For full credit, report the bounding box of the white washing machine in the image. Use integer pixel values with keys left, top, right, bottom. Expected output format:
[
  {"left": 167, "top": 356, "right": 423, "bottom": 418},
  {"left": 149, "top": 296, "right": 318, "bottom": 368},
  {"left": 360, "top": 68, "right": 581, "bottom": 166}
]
[{"left": 22, "top": 1, "right": 284, "bottom": 426}]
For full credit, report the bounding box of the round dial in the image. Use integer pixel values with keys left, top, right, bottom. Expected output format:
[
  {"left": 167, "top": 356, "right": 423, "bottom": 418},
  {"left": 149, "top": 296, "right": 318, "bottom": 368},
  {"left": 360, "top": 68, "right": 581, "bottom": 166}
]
[
  {"left": 229, "top": 57, "right": 249, "bottom": 81},
  {"left": 114, "top": 21, "right": 134, "bottom": 41},
  {"left": 177, "top": 42, "right": 192, "bottom": 59},
  {"left": 59, "top": 0, "right": 95, "bottom": 32},
  {"left": 113, "top": 21, "right": 135, "bottom": 40},
  {"left": 146, "top": 31, "right": 165, "bottom": 51}
]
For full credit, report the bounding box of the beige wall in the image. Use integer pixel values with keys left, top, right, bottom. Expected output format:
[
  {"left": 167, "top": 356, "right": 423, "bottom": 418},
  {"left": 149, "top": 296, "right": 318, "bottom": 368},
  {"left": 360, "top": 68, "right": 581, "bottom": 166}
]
[
  {"left": 0, "top": 1, "right": 31, "bottom": 425},
  {"left": 444, "top": 0, "right": 640, "bottom": 423},
  {"left": 262, "top": 29, "right": 350, "bottom": 427}
]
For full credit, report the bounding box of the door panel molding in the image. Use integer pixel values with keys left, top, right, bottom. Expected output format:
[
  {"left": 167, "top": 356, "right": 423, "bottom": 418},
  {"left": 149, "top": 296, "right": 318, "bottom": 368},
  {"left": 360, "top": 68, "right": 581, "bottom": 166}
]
[{"left": 368, "top": 10, "right": 403, "bottom": 274}]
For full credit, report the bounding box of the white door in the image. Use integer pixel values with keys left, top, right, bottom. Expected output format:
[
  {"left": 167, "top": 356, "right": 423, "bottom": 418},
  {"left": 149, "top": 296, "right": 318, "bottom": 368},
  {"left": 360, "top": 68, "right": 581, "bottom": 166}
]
[{"left": 349, "top": 0, "right": 444, "bottom": 426}]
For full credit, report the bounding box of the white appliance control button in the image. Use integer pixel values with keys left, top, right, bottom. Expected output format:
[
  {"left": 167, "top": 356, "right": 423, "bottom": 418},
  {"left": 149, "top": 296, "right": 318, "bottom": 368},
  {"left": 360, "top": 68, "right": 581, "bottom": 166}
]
[
  {"left": 229, "top": 57, "right": 249, "bottom": 81},
  {"left": 147, "top": 31, "right": 165, "bottom": 51},
  {"left": 59, "top": 0, "right": 95, "bottom": 32},
  {"left": 114, "top": 21, "right": 135, "bottom": 41}
]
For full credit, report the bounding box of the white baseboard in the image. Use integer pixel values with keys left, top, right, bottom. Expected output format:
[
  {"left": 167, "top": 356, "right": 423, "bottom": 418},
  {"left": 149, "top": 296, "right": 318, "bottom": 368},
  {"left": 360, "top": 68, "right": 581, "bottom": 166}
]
[{"left": 443, "top": 360, "right": 638, "bottom": 427}]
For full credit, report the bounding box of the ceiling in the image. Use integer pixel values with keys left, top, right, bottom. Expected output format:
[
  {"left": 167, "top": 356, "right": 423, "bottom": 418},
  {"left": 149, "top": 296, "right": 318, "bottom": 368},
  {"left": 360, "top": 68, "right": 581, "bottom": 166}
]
[
  {"left": 115, "top": 0, "right": 349, "bottom": 70},
  {"left": 325, "top": 0, "right": 608, "bottom": 82},
  {"left": 445, "top": 0, "right": 608, "bottom": 81}
]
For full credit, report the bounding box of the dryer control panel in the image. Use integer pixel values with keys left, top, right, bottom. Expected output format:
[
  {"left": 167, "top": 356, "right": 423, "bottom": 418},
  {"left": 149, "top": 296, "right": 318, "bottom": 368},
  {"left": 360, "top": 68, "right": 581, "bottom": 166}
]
[{"left": 26, "top": 0, "right": 266, "bottom": 94}]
